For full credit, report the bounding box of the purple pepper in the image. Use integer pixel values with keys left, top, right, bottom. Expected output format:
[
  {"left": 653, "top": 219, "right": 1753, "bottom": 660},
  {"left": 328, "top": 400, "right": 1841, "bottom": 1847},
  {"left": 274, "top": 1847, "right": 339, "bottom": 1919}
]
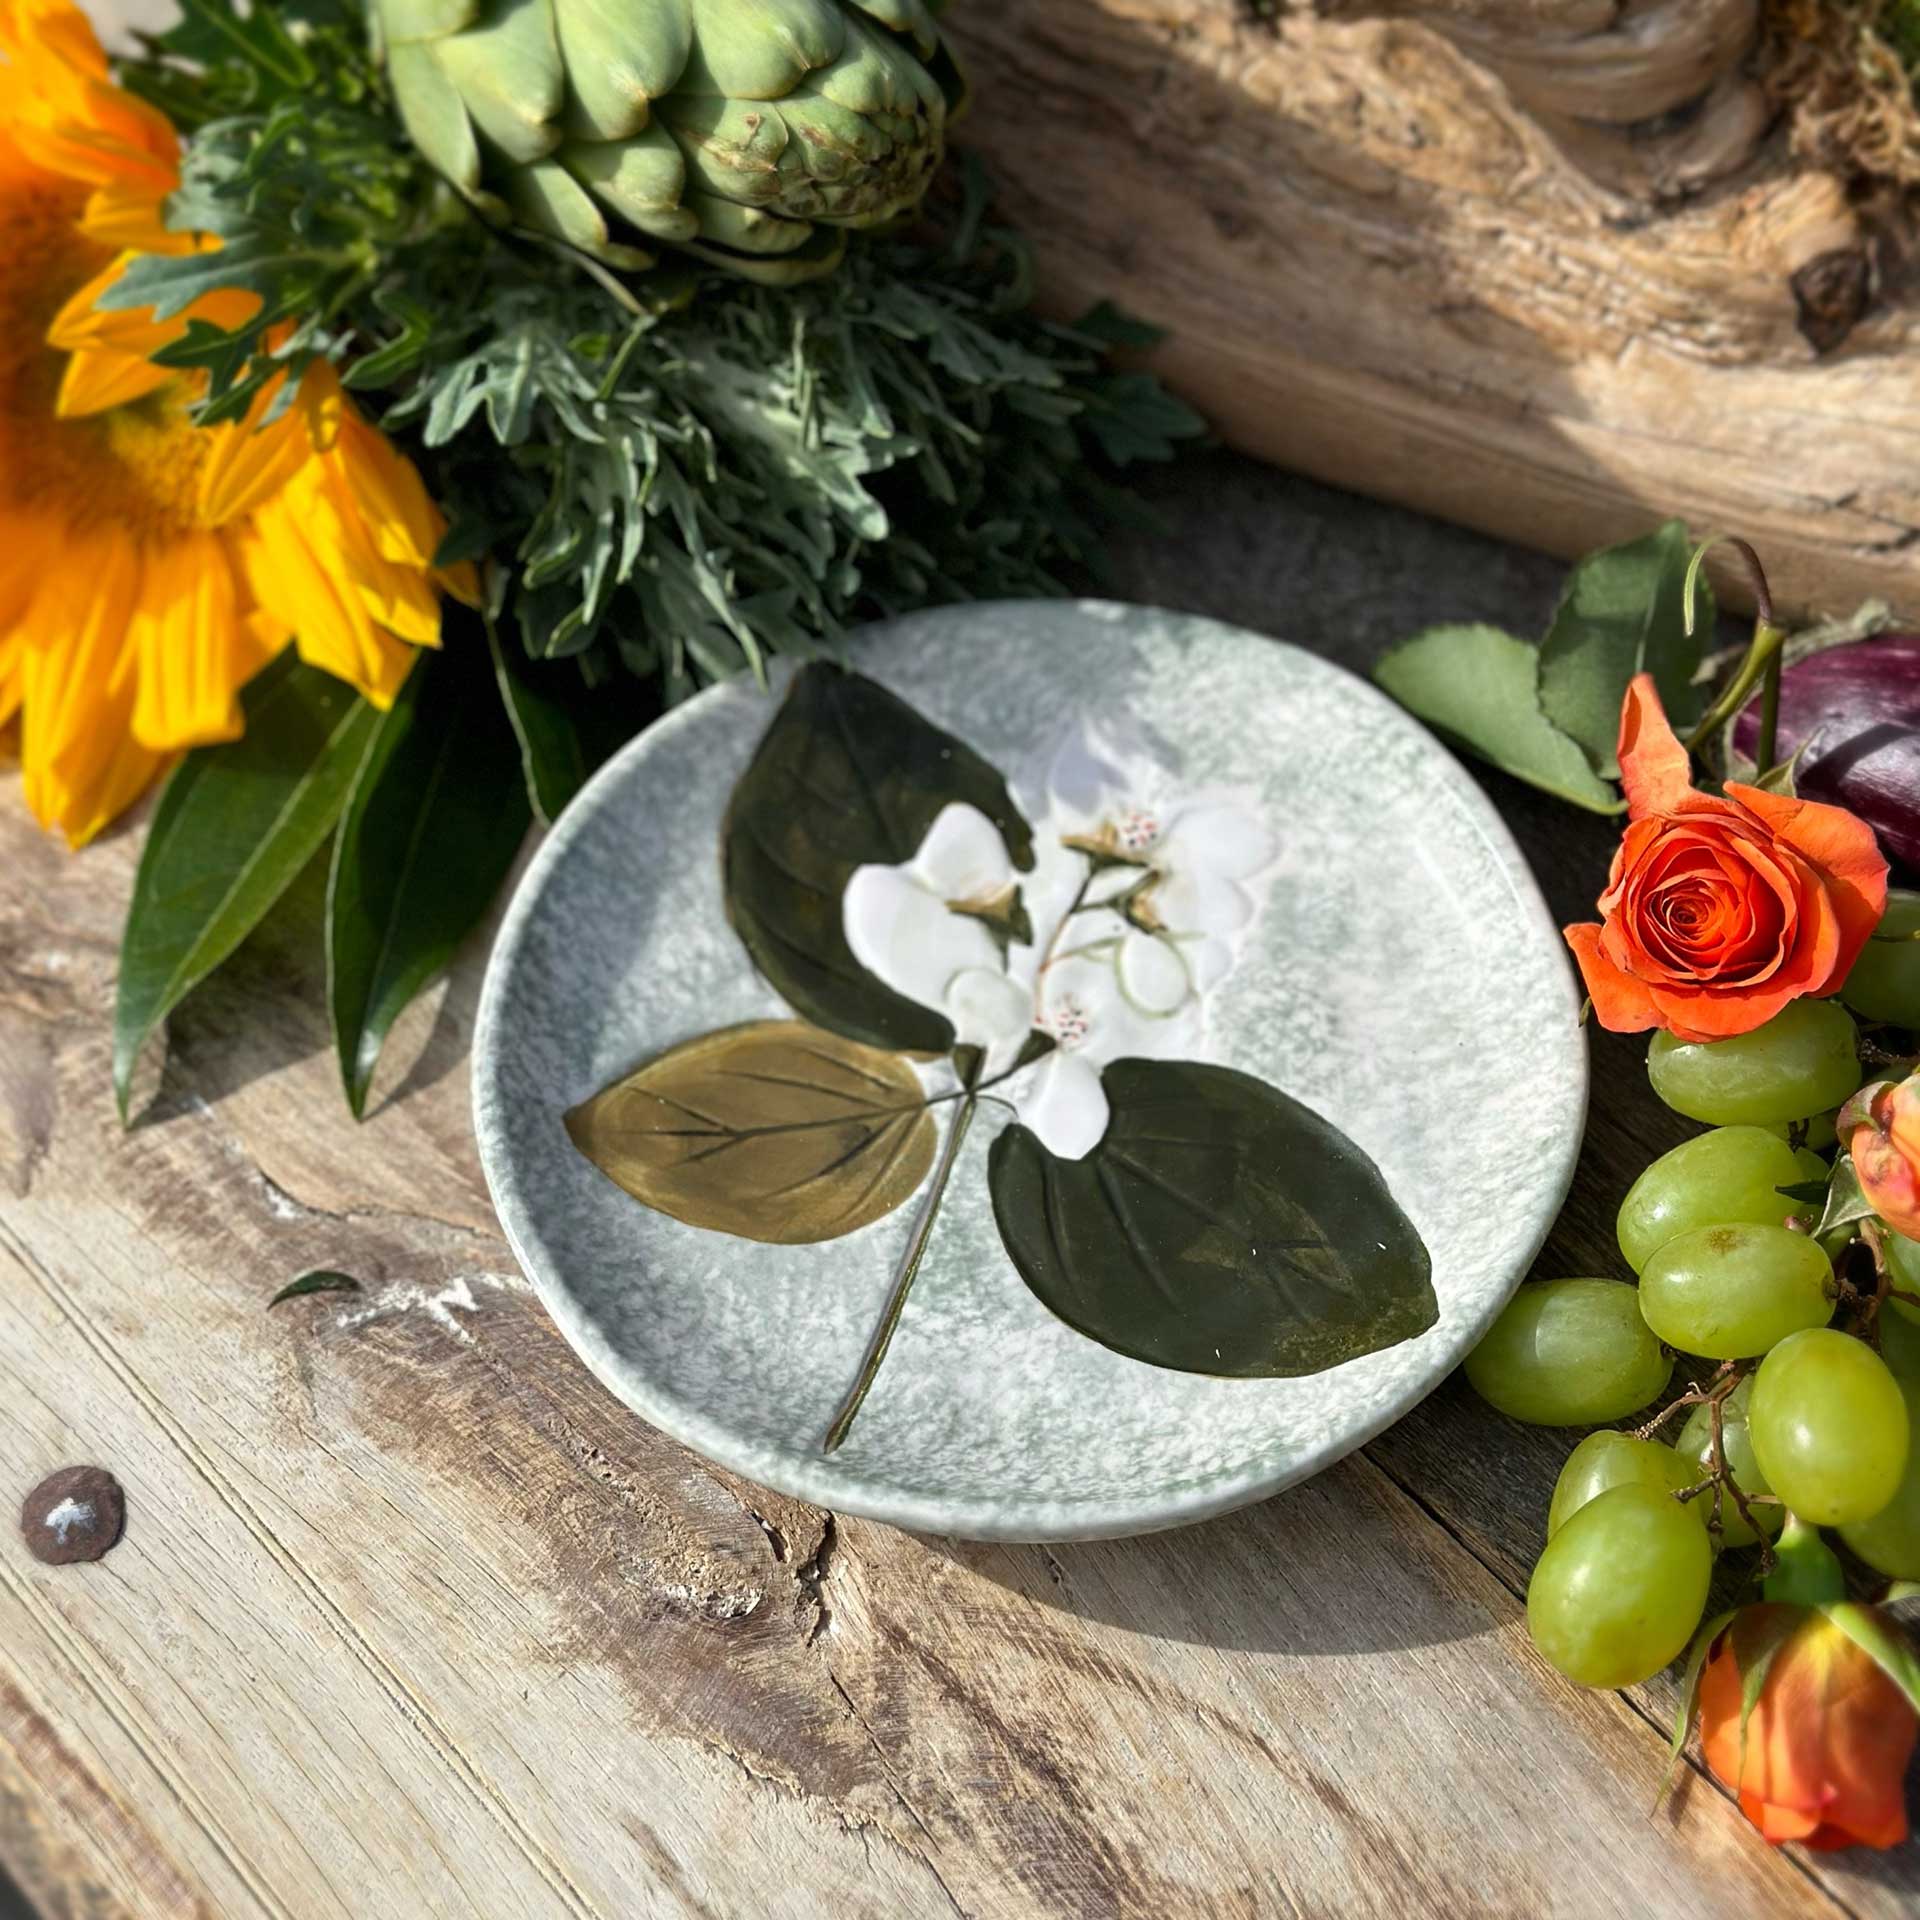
[{"left": 1733, "top": 633, "right": 1920, "bottom": 879}]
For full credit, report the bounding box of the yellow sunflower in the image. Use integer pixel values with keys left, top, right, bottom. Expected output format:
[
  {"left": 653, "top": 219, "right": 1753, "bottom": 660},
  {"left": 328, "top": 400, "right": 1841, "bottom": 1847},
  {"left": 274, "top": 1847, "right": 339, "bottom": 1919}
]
[{"left": 0, "top": 0, "right": 468, "bottom": 846}]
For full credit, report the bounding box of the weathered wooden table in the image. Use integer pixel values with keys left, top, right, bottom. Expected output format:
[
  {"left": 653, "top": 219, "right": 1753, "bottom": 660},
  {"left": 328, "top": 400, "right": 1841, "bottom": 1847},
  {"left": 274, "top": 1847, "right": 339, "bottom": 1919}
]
[{"left": 3, "top": 456, "right": 1915, "bottom": 1919}]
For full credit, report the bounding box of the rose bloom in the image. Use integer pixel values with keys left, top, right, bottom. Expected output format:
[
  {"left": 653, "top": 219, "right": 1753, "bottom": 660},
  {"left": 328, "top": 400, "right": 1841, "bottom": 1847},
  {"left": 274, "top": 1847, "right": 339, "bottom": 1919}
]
[
  {"left": 1700, "top": 1605, "right": 1917, "bottom": 1850},
  {"left": 1841, "top": 1072, "right": 1920, "bottom": 1241},
  {"left": 1565, "top": 674, "right": 1888, "bottom": 1042}
]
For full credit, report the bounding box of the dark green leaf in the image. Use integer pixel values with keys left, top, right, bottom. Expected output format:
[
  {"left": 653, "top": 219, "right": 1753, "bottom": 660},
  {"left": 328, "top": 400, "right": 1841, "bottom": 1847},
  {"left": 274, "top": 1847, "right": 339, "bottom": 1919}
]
[
  {"left": 1373, "top": 624, "right": 1624, "bottom": 814},
  {"left": 722, "top": 663, "right": 1034, "bottom": 1054},
  {"left": 1073, "top": 301, "right": 1169, "bottom": 350},
  {"left": 156, "top": 0, "right": 316, "bottom": 89},
  {"left": 488, "top": 616, "right": 658, "bottom": 826},
  {"left": 1774, "top": 1180, "right": 1831, "bottom": 1206},
  {"left": 328, "top": 624, "right": 532, "bottom": 1116},
  {"left": 1537, "top": 520, "right": 1710, "bottom": 778},
  {"left": 268, "top": 1270, "right": 360, "bottom": 1308},
  {"left": 101, "top": 239, "right": 311, "bottom": 322},
  {"left": 114, "top": 653, "right": 375, "bottom": 1120},
  {"left": 1664, "top": 1608, "right": 1737, "bottom": 1790},
  {"left": 988, "top": 1059, "right": 1437, "bottom": 1376}
]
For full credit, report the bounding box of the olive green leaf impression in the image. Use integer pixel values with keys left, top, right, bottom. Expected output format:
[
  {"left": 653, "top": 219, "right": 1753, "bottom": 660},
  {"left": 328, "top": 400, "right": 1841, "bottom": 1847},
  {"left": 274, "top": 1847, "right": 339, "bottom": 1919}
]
[
  {"left": 568, "top": 663, "right": 1437, "bottom": 1450},
  {"left": 566, "top": 1021, "right": 938, "bottom": 1245}
]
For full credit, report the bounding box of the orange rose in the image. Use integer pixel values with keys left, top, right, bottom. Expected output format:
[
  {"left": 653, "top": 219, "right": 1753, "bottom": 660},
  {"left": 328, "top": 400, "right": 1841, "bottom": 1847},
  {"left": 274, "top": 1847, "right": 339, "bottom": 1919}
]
[
  {"left": 1564, "top": 675, "right": 1888, "bottom": 1042},
  {"left": 1841, "top": 1073, "right": 1920, "bottom": 1241},
  {"left": 1700, "top": 1604, "right": 1917, "bottom": 1850}
]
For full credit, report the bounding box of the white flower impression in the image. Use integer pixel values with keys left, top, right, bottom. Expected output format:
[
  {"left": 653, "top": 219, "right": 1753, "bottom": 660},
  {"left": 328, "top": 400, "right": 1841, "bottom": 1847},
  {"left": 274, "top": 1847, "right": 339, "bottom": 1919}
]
[
  {"left": 843, "top": 803, "right": 1034, "bottom": 1050},
  {"left": 841, "top": 724, "right": 1275, "bottom": 1161}
]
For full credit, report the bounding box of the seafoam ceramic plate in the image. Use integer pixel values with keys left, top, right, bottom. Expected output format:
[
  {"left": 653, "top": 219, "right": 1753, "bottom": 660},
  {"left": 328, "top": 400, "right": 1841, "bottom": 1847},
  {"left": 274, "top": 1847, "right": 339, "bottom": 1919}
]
[{"left": 473, "top": 601, "right": 1587, "bottom": 1541}]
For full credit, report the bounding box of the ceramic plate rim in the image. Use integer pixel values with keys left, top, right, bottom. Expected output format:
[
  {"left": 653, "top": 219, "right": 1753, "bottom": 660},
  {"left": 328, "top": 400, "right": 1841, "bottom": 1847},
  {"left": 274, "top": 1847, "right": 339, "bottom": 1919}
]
[{"left": 472, "top": 600, "right": 1588, "bottom": 1541}]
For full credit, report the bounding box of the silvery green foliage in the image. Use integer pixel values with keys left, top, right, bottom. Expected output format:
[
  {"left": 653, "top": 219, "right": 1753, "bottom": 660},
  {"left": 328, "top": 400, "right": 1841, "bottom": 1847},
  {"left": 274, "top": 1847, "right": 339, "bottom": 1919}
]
[
  {"left": 111, "top": 0, "right": 1203, "bottom": 707},
  {"left": 398, "top": 242, "right": 1204, "bottom": 692}
]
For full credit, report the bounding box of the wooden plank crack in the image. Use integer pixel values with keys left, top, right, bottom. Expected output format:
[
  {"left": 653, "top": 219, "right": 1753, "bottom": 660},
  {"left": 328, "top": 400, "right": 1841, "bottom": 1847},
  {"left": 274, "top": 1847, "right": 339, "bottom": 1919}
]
[{"left": 0, "top": 1214, "right": 607, "bottom": 1920}]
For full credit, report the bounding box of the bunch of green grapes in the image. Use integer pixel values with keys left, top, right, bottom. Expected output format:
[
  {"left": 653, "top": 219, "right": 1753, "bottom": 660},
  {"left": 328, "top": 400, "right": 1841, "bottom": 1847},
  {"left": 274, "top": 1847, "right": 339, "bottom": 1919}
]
[{"left": 1465, "top": 897, "right": 1920, "bottom": 1691}]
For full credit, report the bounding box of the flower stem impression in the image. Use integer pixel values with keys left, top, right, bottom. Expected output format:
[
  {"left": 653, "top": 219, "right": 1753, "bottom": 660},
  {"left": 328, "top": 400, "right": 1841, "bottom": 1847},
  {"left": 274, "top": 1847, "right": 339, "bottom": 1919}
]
[{"left": 822, "top": 1090, "right": 978, "bottom": 1456}]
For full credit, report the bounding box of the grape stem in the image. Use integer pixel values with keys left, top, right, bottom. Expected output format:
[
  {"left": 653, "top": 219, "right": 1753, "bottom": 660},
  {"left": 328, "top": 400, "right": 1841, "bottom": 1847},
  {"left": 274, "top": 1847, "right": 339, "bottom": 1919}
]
[
  {"left": 1661, "top": 1363, "right": 1776, "bottom": 1573},
  {"left": 1633, "top": 1359, "right": 1739, "bottom": 1440}
]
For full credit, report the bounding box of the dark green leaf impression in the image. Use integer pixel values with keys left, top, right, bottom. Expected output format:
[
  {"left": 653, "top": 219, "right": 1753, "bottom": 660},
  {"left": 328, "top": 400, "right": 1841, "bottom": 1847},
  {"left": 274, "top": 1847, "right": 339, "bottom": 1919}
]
[
  {"left": 723, "top": 663, "right": 1034, "bottom": 1055},
  {"left": 990, "top": 1059, "right": 1437, "bottom": 1376}
]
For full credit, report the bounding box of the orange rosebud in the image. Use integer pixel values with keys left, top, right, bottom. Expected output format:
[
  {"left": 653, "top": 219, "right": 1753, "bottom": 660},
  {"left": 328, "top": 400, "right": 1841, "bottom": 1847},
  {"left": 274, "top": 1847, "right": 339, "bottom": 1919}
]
[
  {"left": 1841, "top": 1073, "right": 1920, "bottom": 1242},
  {"left": 1564, "top": 675, "right": 1888, "bottom": 1042},
  {"left": 1700, "top": 1604, "right": 1917, "bottom": 1850}
]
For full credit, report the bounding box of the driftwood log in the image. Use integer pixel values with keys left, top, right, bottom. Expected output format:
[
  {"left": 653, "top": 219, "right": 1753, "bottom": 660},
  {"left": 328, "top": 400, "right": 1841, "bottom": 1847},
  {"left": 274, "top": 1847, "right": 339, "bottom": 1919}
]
[{"left": 947, "top": 0, "right": 1920, "bottom": 618}]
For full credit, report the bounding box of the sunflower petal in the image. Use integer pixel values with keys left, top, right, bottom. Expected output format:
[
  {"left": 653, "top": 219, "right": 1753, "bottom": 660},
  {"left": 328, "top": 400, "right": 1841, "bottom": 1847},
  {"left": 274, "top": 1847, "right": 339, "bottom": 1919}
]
[
  {"left": 196, "top": 390, "right": 311, "bottom": 526},
  {"left": 17, "top": 535, "right": 166, "bottom": 844},
  {"left": 241, "top": 497, "right": 419, "bottom": 710},
  {"left": 55, "top": 341, "right": 171, "bottom": 418},
  {"left": 128, "top": 534, "right": 273, "bottom": 750}
]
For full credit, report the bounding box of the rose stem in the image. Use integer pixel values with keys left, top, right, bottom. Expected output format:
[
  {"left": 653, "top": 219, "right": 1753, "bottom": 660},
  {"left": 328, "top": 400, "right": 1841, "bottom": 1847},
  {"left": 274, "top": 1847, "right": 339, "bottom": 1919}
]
[
  {"left": 822, "top": 1093, "right": 979, "bottom": 1455},
  {"left": 1755, "top": 645, "right": 1782, "bottom": 781},
  {"left": 1680, "top": 534, "right": 1786, "bottom": 761}
]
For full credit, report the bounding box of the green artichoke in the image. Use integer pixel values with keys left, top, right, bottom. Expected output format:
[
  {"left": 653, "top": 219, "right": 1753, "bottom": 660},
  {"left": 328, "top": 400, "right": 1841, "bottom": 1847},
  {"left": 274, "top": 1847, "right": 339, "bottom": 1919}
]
[{"left": 374, "top": 0, "right": 966, "bottom": 283}]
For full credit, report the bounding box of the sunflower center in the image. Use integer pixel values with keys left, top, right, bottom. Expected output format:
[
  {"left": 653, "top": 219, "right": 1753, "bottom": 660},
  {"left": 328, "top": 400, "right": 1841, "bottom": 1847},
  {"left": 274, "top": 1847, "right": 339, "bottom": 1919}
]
[{"left": 0, "top": 177, "right": 210, "bottom": 540}]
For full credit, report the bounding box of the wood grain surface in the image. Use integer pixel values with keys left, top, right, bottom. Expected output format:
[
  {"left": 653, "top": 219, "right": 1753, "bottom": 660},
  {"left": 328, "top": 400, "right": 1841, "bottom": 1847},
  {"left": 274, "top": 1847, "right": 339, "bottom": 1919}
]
[
  {"left": 947, "top": 0, "right": 1920, "bottom": 622},
  {"left": 3, "top": 453, "right": 1916, "bottom": 1918}
]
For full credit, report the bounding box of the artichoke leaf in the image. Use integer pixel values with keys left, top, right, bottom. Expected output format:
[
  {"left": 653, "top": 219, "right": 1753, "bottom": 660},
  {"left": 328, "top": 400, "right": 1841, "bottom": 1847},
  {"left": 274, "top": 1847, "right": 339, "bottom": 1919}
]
[
  {"left": 432, "top": 0, "right": 566, "bottom": 165},
  {"left": 386, "top": 42, "right": 484, "bottom": 193},
  {"left": 816, "top": 12, "right": 947, "bottom": 118},
  {"left": 511, "top": 157, "right": 658, "bottom": 269},
  {"left": 685, "top": 190, "right": 816, "bottom": 257},
  {"left": 851, "top": 0, "right": 941, "bottom": 57},
  {"left": 563, "top": 128, "right": 698, "bottom": 239},
  {"left": 679, "top": 0, "right": 848, "bottom": 101},
  {"left": 376, "top": 0, "right": 477, "bottom": 45},
  {"left": 553, "top": 0, "right": 687, "bottom": 138}
]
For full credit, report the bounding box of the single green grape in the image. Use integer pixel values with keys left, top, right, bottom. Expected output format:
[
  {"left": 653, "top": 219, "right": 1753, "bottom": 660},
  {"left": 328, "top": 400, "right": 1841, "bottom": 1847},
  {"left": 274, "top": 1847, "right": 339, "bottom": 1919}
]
[
  {"left": 1887, "top": 1229, "right": 1920, "bottom": 1328},
  {"left": 1615, "top": 1127, "right": 1811, "bottom": 1274},
  {"left": 1465, "top": 1280, "right": 1674, "bottom": 1425},
  {"left": 1792, "top": 1146, "right": 1830, "bottom": 1185},
  {"left": 1648, "top": 1001, "right": 1861, "bottom": 1127},
  {"left": 1548, "top": 1431, "right": 1702, "bottom": 1538},
  {"left": 1676, "top": 1377, "right": 1783, "bottom": 1548},
  {"left": 1749, "top": 1328, "right": 1911, "bottom": 1525},
  {"left": 1527, "top": 1483, "right": 1713, "bottom": 1687},
  {"left": 1637, "top": 1223, "right": 1834, "bottom": 1359},
  {"left": 1841, "top": 890, "right": 1920, "bottom": 1029},
  {"left": 1841, "top": 1375, "right": 1920, "bottom": 1578}
]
